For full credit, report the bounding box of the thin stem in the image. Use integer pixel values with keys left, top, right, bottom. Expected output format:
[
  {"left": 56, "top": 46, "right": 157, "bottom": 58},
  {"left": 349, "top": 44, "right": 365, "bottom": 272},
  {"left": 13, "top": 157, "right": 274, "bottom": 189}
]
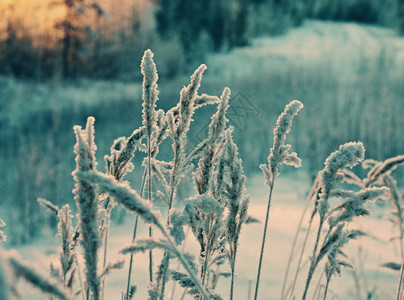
[
  {"left": 158, "top": 133, "right": 183, "bottom": 298},
  {"left": 159, "top": 224, "right": 210, "bottom": 299},
  {"left": 312, "top": 271, "right": 324, "bottom": 300},
  {"left": 103, "top": 215, "right": 109, "bottom": 268},
  {"left": 230, "top": 240, "right": 239, "bottom": 300},
  {"left": 180, "top": 288, "right": 188, "bottom": 300},
  {"left": 281, "top": 177, "right": 319, "bottom": 299},
  {"left": 147, "top": 135, "right": 154, "bottom": 283},
  {"left": 397, "top": 221, "right": 404, "bottom": 300},
  {"left": 247, "top": 279, "right": 252, "bottom": 300},
  {"left": 170, "top": 226, "right": 190, "bottom": 300},
  {"left": 289, "top": 210, "right": 315, "bottom": 298},
  {"left": 101, "top": 211, "right": 110, "bottom": 300},
  {"left": 302, "top": 218, "right": 324, "bottom": 300},
  {"left": 254, "top": 178, "right": 276, "bottom": 300},
  {"left": 322, "top": 276, "right": 331, "bottom": 300},
  {"left": 201, "top": 252, "right": 209, "bottom": 287},
  {"left": 351, "top": 258, "right": 362, "bottom": 300},
  {"left": 400, "top": 227, "right": 404, "bottom": 264},
  {"left": 397, "top": 263, "right": 404, "bottom": 300},
  {"left": 125, "top": 216, "right": 138, "bottom": 299},
  {"left": 211, "top": 264, "right": 221, "bottom": 290},
  {"left": 75, "top": 253, "right": 86, "bottom": 300},
  {"left": 158, "top": 187, "right": 176, "bottom": 299},
  {"left": 125, "top": 170, "right": 146, "bottom": 300},
  {"left": 230, "top": 262, "right": 235, "bottom": 300},
  {"left": 397, "top": 209, "right": 404, "bottom": 298},
  {"left": 167, "top": 174, "right": 177, "bottom": 210},
  {"left": 148, "top": 225, "right": 153, "bottom": 283}
]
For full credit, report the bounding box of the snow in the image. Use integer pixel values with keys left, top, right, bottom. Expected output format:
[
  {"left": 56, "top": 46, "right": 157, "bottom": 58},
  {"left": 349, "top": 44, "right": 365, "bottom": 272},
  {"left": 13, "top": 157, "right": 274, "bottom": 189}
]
[
  {"left": 10, "top": 171, "right": 399, "bottom": 299},
  {"left": 207, "top": 20, "right": 404, "bottom": 84}
]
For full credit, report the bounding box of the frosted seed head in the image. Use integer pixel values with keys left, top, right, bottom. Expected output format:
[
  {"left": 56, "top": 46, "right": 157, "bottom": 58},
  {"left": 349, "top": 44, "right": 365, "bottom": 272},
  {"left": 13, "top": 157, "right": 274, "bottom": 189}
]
[
  {"left": 320, "top": 142, "right": 365, "bottom": 207},
  {"left": 176, "top": 64, "right": 207, "bottom": 138},
  {"left": 141, "top": 49, "right": 159, "bottom": 137},
  {"left": 169, "top": 209, "right": 186, "bottom": 245},
  {"left": 260, "top": 164, "right": 272, "bottom": 185},
  {"left": 120, "top": 238, "right": 173, "bottom": 255},
  {"left": 207, "top": 87, "right": 230, "bottom": 143},
  {"left": 324, "top": 142, "right": 365, "bottom": 173},
  {"left": 8, "top": 254, "right": 70, "bottom": 300},
  {"left": 189, "top": 64, "right": 207, "bottom": 93},
  {"left": 357, "top": 186, "right": 388, "bottom": 203},
  {"left": 73, "top": 117, "right": 98, "bottom": 172},
  {"left": 76, "top": 170, "right": 161, "bottom": 227},
  {"left": 141, "top": 50, "right": 158, "bottom": 84},
  {"left": 262, "top": 100, "right": 303, "bottom": 184}
]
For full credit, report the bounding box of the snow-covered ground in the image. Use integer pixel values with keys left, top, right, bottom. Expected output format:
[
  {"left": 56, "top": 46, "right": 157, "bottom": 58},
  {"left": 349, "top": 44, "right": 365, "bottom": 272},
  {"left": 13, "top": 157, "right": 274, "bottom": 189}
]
[
  {"left": 10, "top": 171, "right": 399, "bottom": 299},
  {"left": 207, "top": 20, "right": 404, "bottom": 83}
]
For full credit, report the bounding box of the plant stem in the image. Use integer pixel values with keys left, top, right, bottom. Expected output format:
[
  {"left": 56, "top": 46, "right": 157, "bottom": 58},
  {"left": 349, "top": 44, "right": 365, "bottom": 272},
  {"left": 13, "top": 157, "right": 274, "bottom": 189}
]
[
  {"left": 230, "top": 262, "right": 235, "bottom": 300},
  {"left": 170, "top": 226, "right": 190, "bottom": 300},
  {"left": 125, "top": 216, "right": 138, "bottom": 299},
  {"left": 254, "top": 177, "right": 275, "bottom": 300},
  {"left": 148, "top": 225, "right": 153, "bottom": 283},
  {"left": 180, "top": 288, "right": 188, "bottom": 300},
  {"left": 281, "top": 177, "right": 319, "bottom": 299},
  {"left": 289, "top": 210, "right": 315, "bottom": 298},
  {"left": 397, "top": 222, "right": 404, "bottom": 300},
  {"left": 159, "top": 224, "right": 210, "bottom": 299},
  {"left": 158, "top": 253, "right": 168, "bottom": 300},
  {"left": 125, "top": 170, "right": 146, "bottom": 300},
  {"left": 158, "top": 187, "right": 176, "bottom": 300},
  {"left": 322, "top": 276, "right": 331, "bottom": 300},
  {"left": 397, "top": 263, "right": 404, "bottom": 300},
  {"left": 247, "top": 279, "right": 252, "bottom": 300},
  {"left": 201, "top": 251, "right": 209, "bottom": 287},
  {"left": 311, "top": 270, "right": 324, "bottom": 300},
  {"left": 230, "top": 238, "right": 239, "bottom": 300},
  {"left": 147, "top": 135, "right": 154, "bottom": 283},
  {"left": 101, "top": 211, "right": 110, "bottom": 300},
  {"left": 302, "top": 218, "right": 324, "bottom": 300},
  {"left": 103, "top": 214, "right": 109, "bottom": 267},
  {"left": 75, "top": 253, "right": 86, "bottom": 300},
  {"left": 397, "top": 200, "right": 404, "bottom": 300},
  {"left": 158, "top": 135, "right": 183, "bottom": 299}
]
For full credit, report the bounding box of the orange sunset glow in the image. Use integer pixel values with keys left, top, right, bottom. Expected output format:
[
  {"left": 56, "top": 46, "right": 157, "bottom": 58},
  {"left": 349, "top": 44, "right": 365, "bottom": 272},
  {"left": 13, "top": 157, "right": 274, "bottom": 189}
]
[{"left": 0, "top": 0, "right": 151, "bottom": 45}]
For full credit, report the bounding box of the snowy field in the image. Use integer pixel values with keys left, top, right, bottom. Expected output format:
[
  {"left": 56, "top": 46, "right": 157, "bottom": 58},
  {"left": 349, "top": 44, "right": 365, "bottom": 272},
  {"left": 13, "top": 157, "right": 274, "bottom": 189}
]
[
  {"left": 11, "top": 172, "right": 400, "bottom": 299},
  {"left": 207, "top": 20, "right": 404, "bottom": 82}
]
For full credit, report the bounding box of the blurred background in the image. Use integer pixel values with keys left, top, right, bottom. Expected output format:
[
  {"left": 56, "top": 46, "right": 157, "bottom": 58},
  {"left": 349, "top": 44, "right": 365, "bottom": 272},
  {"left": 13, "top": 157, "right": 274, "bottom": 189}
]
[{"left": 1, "top": 0, "right": 404, "bottom": 244}]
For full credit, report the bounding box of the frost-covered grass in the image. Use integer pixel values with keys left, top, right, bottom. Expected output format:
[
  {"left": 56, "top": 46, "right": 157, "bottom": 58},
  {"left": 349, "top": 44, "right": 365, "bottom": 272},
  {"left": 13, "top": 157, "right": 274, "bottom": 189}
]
[
  {"left": 1, "top": 47, "right": 403, "bottom": 300},
  {"left": 0, "top": 20, "right": 404, "bottom": 299}
]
